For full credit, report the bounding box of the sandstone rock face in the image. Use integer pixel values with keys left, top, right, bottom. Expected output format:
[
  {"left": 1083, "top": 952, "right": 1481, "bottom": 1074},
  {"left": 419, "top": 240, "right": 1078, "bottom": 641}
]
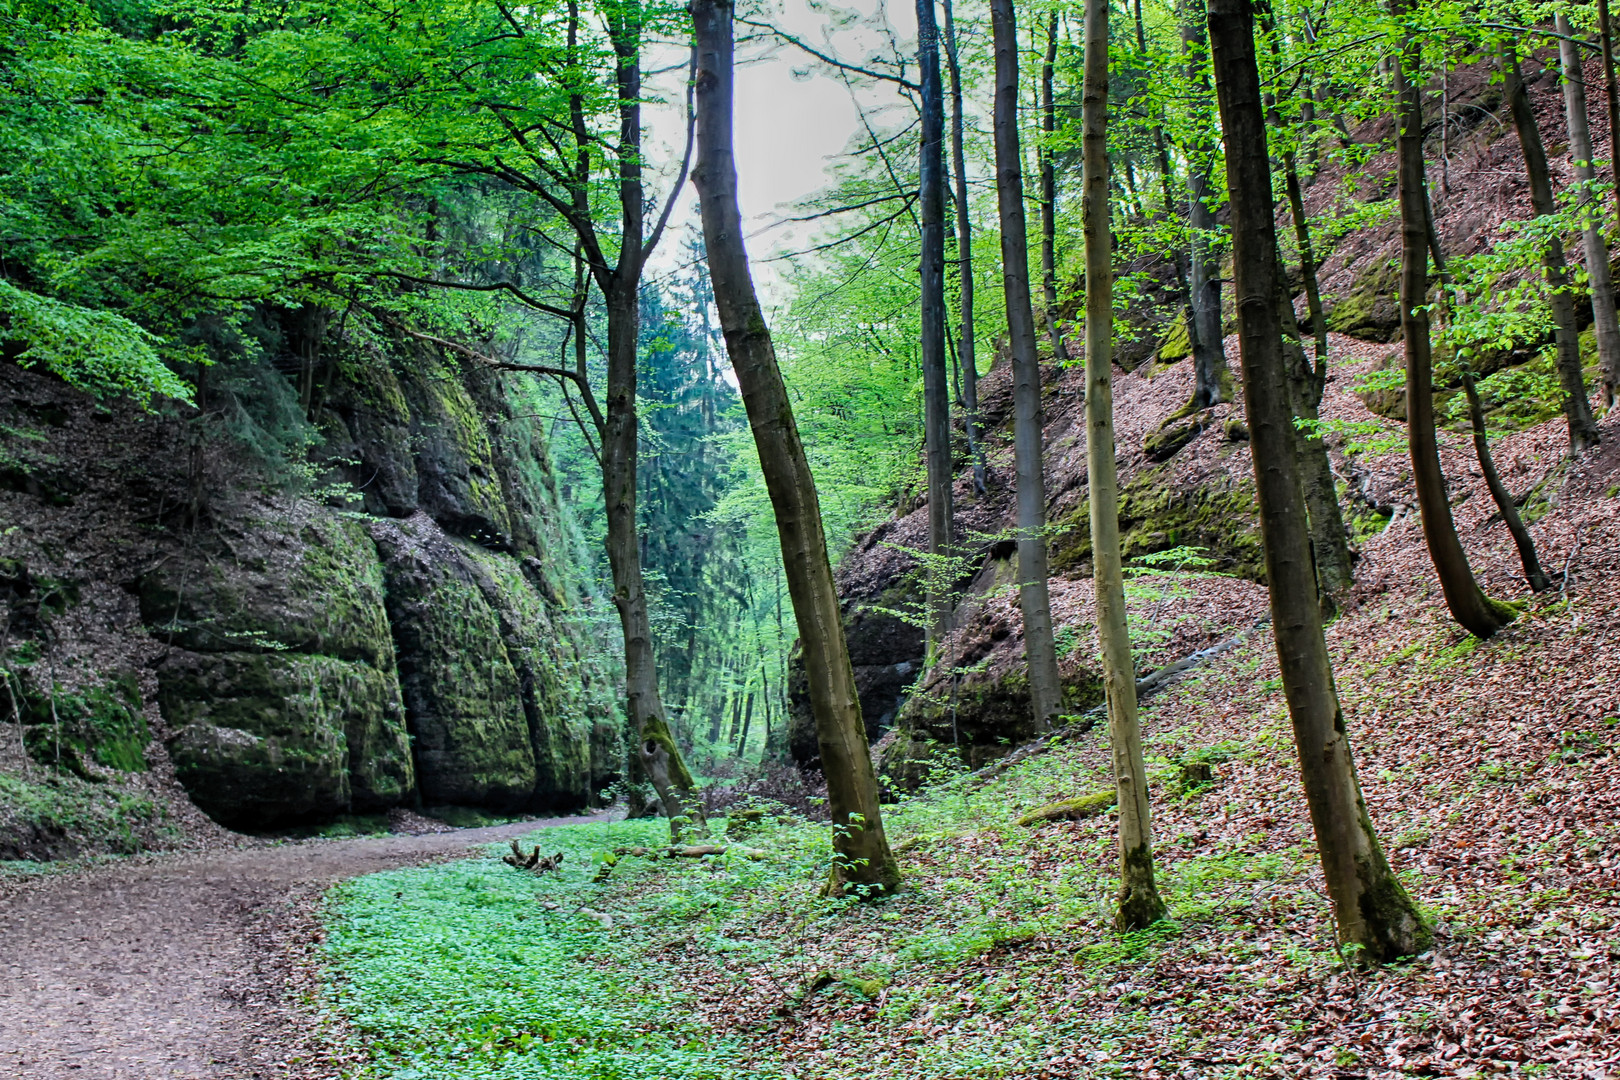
[
  {"left": 157, "top": 650, "right": 410, "bottom": 828},
  {"left": 1, "top": 313, "right": 623, "bottom": 839}
]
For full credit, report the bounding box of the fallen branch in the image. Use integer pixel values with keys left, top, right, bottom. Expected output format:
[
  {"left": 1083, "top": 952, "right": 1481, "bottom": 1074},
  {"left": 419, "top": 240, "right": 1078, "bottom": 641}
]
[{"left": 502, "top": 840, "right": 564, "bottom": 874}]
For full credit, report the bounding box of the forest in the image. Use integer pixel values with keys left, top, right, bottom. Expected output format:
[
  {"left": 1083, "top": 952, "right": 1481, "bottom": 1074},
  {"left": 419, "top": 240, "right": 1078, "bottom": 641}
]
[{"left": 0, "top": 0, "right": 1617, "bottom": 1076}]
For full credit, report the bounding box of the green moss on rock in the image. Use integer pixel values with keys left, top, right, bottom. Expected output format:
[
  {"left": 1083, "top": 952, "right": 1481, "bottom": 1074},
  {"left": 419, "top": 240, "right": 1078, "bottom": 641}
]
[
  {"left": 138, "top": 509, "right": 396, "bottom": 667},
  {"left": 370, "top": 516, "right": 541, "bottom": 810},
  {"left": 1325, "top": 259, "right": 1404, "bottom": 343},
  {"left": 20, "top": 674, "right": 148, "bottom": 778},
  {"left": 157, "top": 649, "right": 410, "bottom": 829}
]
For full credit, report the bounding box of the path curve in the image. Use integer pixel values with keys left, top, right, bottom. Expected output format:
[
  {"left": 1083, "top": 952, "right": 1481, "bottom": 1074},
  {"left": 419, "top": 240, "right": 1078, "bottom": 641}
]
[{"left": 0, "top": 814, "right": 606, "bottom": 1079}]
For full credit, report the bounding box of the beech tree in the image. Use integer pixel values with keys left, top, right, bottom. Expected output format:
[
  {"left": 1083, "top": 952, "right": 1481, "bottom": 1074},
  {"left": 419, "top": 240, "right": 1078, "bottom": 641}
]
[
  {"left": 989, "top": 0, "right": 1064, "bottom": 732},
  {"left": 690, "top": 0, "right": 900, "bottom": 896},
  {"left": 1179, "top": 0, "right": 1230, "bottom": 410},
  {"left": 1501, "top": 40, "right": 1599, "bottom": 454},
  {"left": 1392, "top": 5, "right": 1516, "bottom": 639},
  {"left": 917, "top": 0, "right": 955, "bottom": 651},
  {"left": 1081, "top": 0, "right": 1166, "bottom": 931},
  {"left": 942, "top": 0, "right": 987, "bottom": 492},
  {"left": 1556, "top": 13, "right": 1620, "bottom": 411},
  {"left": 1210, "top": 0, "right": 1428, "bottom": 963},
  {"left": 1039, "top": 12, "right": 1070, "bottom": 364}
]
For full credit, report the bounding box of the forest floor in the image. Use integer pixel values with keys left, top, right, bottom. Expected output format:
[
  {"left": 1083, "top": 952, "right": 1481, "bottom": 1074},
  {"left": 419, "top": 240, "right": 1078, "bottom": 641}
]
[
  {"left": 302, "top": 352, "right": 1619, "bottom": 1079},
  {"left": 0, "top": 814, "right": 607, "bottom": 1079}
]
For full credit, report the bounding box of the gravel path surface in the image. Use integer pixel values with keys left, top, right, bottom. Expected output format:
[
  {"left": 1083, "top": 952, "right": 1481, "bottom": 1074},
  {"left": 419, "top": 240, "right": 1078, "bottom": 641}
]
[{"left": 0, "top": 814, "right": 607, "bottom": 1079}]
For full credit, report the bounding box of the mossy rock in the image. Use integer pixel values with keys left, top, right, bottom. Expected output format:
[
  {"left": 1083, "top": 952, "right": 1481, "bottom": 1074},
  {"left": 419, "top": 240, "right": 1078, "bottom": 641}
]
[
  {"left": 370, "top": 516, "right": 542, "bottom": 810},
  {"left": 19, "top": 673, "right": 149, "bottom": 778},
  {"left": 1016, "top": 790, "right": 1117, "bottom": 826},
  {"left": 1053, "top": 466, "right": 1264, "bottom": 581},
  {"left": 1142, "top": 409, "right": 1215, "bottom": 463},
  {"left": 138, "top": 508, "right": 396, "bottom": 668},
  {"left": 395, "top": 342, "right": 514, "bottom": 546},
  {"left": 157, "top": 649, "right": 412, "bottom": 829},
  {"left": 1325, "top": 258, "right": 1404, "bottom": 343},
  {"left": 458, "top": 543, "right": 595, "bottom": 809},
  {"left": 1154, "top": 318, "right": 1192, "bottom": 365}
]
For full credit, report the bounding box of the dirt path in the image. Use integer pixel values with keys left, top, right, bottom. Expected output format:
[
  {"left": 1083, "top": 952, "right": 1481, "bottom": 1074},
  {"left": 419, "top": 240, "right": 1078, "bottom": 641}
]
[{"left": 0, "top": 814, "right": 606, "bottom": 1079}]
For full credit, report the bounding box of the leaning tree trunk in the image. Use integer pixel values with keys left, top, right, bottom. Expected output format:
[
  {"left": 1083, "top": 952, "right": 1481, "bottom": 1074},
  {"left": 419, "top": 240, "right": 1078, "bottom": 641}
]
[
  {"left": 917, "top": 0, "right": 954, "bottom": 653},
  {"left": 1503, "top": 43, "right": 1600, "bottom": 453},
  {"left": 1039, "top": 13, "right": 1070, "bottom": 363},
  {"left": 1393, "top": 4, "right": 1516, "bottom": 638},
  {"left": 990, "top": 0, "right": 1065, "bottom": 732},
  {"left": 943, "top": 0, "right": 987, "bottom": 493},
  {"left": 1209, "top": 0, "right": 1430, "bottom": 963},
  {"left": 1082, "top": 0, "right": 1165, "bottom": 931},
  {"left": 1181, "top": 0, "right": 1230, "bottom": 409},
  {"left": 690, "top": 0, "right": 900, "bottom": 897},
  {"left": 1422, "top": 196, "right": 1552, "bottom": 594},
  {"left": 1557, "top": 13, "right": 1620, "bottom": 411}
]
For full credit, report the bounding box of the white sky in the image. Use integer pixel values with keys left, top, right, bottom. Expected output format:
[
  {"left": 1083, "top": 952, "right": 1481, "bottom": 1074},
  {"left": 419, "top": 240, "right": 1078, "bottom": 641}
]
[{"left": 644, "top": 0, "right": 922, "bottom": 303}]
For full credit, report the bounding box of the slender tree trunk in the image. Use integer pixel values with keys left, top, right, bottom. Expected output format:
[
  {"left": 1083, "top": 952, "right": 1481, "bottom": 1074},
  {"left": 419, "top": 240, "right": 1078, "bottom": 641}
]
[
  {"left": 1040, "top": 13, "right": 1070, "bottom": 363},
  {"left": 691, "top": 0, "right": 900, "bottom": 896},
  {"left": 1502, "top": 43, "right": 1600, "bottom": 453},
  {"left": 1210, "top": 0, "right": 1429, "bottom": 962},
  {"left": 1423, "top": 196, "right": 1552, "bottom": 594},
  {"left": 1135, "top": 0, "right": 1193, "bottom": 341},
  {"left": 735, "top": 679, "right": 755, "bottom": 757},
  {"left": 990, "top": 0, "right": 1065, "bottom": 733},
  {"left": 1558, "top": 14, "right": 1620, "bottom": 411},
  {"left": 1274, "top": 270, "right": 1355, "bottom": 603},
  {"left": 1082, "top": 0, "right": 1165, "bottom": 931},
  {"left": 560, "top": 0, "right": 704, "bottom": 837},
  {"left": 1465, "top": 365, "right": 1553, "bottom": 592},
  {"left": 1181, "top": 0, "right": 1230, "bottom": 409},
  {"left": 1259, "top": 18, "right": 1352, "bottom": 602},
  {"left": 604, "top": 276, "right": 703, "bottom": 832},
  {"left": 1598, "top": 0, "right": 1620, "bottom": 233},
  {"left": 1393, "top": 5, "right": 1516, "bottom": 639},
  {"left": 942, "top": 0, "right": 987, "bottom": 494},
  {"left": 917, "top": 0, "right": 954, "bottom": 653}
]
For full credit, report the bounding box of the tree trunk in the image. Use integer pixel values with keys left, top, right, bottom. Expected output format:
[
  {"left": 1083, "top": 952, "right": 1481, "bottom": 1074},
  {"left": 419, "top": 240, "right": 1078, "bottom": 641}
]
[
  {"left": 990, "top": 0, "right": 1065, "bottom": 733},
  {"left": 1040, "top": 13, "right": 1070, "bottom": 364},
  {"left": 1135, "top": 0, "right": 1193, "bottom": 343},
  {"left": 1259, "top": 24, "right": 1353, "bottom": 603},
  {"left": 1082, "top": 0, "right": 1165, "bottom": 931},
  {"left": 1502, "top": 43, "right": 1600, "bottom": 453},
  {"left": 1181, "top": 0, "right": 1229, "bottom": 409},
  {"left": 691, "top": 0, "right": 900, "bottom": 897},
  {"left": 1275, "top": 272, "right": 1355, "bottom": 604},
  {"left": 1464, "top": 364, "right": 1552, "bottom": 592},
  {"left": 1557, "top": 13, "right": 1620, "bottom": 411},
  {"left": 917, "top": 0, "right": 954, "bottom": 653},
  {"left": 1393, "top": 6, "right": 1517, "bottom": 639},
  {"left": 735, "top": 680, "right": 755, "bottom": 757},
  {"left": 1422, "top": 195, "right": 1552, "bottom": 595},
  {"left": 604, "top": 279, "right": 704, "bottom": 832},
  {"left": 1598, "top": 0, "right": 1620, "bottom": 235},
  {"left": 1209, "top": 0, "right": 1430, "bottom": 962},
  {"left": 942, "top": 0, "right": 987, "bottom": 494}
]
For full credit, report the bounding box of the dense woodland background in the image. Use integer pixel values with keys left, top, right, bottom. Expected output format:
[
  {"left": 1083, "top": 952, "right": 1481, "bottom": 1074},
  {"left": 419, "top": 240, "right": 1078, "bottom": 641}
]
[{"left": 1, "top": 0, "right": 1618, "bottom": 1075}]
